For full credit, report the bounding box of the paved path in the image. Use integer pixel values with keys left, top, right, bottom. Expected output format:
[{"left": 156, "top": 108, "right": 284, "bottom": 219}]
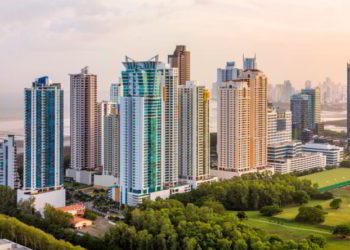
[{"left": 249, "top": 218, "right": 332, "bottom": 235}]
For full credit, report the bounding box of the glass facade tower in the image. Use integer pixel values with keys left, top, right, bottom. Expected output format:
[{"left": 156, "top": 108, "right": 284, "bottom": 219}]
[
  {"left": 119, "top": 56, "right": 163, "bottom": 205},
  {"left": 24, "top": 76, "right": 64, "bottom": 191}
]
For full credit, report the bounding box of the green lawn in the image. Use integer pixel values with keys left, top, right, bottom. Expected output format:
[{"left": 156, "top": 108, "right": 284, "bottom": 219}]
[
  {"left": 299, "top": 168, "right": 350, "bottom": 188},
  {"left": 240, "top": 188, "right": 350, "bottom": 250}
]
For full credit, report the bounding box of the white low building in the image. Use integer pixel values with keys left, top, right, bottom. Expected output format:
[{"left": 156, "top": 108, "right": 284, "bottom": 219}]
[
  {"left": 17, "top": 188, "right": 66, "bottom": 214},
  {"left": 269, "top": 152, "right": 326, "bottom": 174},
  {"left": 302, "top": 143, "right": 344, "bottom": 166}
]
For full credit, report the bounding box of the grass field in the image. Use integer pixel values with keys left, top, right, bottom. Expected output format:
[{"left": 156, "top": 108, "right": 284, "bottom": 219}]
[
  {"left": 241, "top": 188, "right": 350, "bottom": 250},
  {"left": 299, "top": 168, "right": 350, "bottom": 188}
]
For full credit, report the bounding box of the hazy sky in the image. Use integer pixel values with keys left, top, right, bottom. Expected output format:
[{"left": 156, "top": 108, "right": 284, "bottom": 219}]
[{"left": 1, "top": 0, "right": 350, "bottom": 118}]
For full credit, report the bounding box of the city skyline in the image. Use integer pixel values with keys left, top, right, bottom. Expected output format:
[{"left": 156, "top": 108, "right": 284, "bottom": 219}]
[{"left": 2, "top": 0, "right": 350, "bottom": 118}]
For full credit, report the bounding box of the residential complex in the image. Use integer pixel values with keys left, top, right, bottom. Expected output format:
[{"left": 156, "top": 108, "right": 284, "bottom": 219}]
[
  {"left": 217, "top": 57, "right": 268, "bottom": 176},
  {"left": 178, "top": 81, "right": 210, "bottom": 185},
  {"left": 97, "top": 101, "right": 115, "bottom": 168},
  {"left": 302, "top": 143, "right": 344, "bottom": 166},
  {"left": 161, "top": 65, "right": 179, "bottom": 187},
  {"left": 0, "top": 135, "right": 19, "bottom": 189},
  {"left": 267, "top": 109, "right": 292, "bottom": 145},
  {"left": 110, "top": 82, "right": 123, "bottom": 104},
  {"left": 168, "top": 45, "right": 190, "bottom": 85},
  {"left": 119, "top": 56, "right": 164, "bottom": 205},
  {"left": 70, "top": 67, "right": 97, "bottom": 171},
  {"left": 103, "top": 108, "right": 120, "bottom": 177},
  {"left": 18, "top": 77, "right": 65, "bottom": 211}
]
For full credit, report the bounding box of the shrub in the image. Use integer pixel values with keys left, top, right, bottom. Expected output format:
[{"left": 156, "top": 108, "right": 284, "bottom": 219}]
[
  {"left": 333, "top": 224, "right": 350, "bottom": 238},
  {"left": 84, "top": 210, "right": 98, "bottom": 221},
  {"left": 295, "top": 206, "right": 325, "bottom": 224},
  {"left": 307, "top": 234, "right": 326, "bottom": 248},
  {"left": 329, "top": 198, "right": 342, "bottom": 209},
  {"left": 311, "top": 191, "right": 334, "bottom": 200},
  {"left": 260, "top": 205, "right": 282, "bottom": 217},
  {"left": 236, "top": 211, "right": 248, "bottom": 220}
]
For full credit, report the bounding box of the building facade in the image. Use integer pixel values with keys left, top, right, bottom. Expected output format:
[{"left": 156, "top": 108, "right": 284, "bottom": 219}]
[
  {"left": 267, "top": 109, "right": 292, "bottom": 145},
  {"left": 290, "top": 93, "right": 312, "bottom": 139},
  {"left": 270, "top": 153, "right": 326, "bottom": 174},
  {"left": 97, "top": 101, "right": 115, "bottom": 168},
  {"left": 168, "top": 45, "right": 190, "bottom": 85},
  {"left": 217, "top": 58, "right": 268, "bottom": 174},
  {"left": 23, "top": 77, "right": 64, "bottom": 191},
  {"left": 103, "top": 109, "right": 120, "bottom": 177},
  {"left": 119, "top": 56, "right": 163, "bottom": 205},
  {"left": 110, "top": 83, "right": 123, "bottom": 104},
  {"left": 301, "top": 88, "right": 321, "bottom": 128},
  {"left": 178, "top": 81, "right": 210, "bottom": 183},
  {"left": 160, "top": 65, "right": 179, "bottom": 187},
  {"left": 302, "top": 143, "right": 344, "bottom": 166},
  {"left": 70, "top": 67, "right": 97, "bottom": 171},
  {"left": 218, "top": 81, "right": 251, "bottom": 172},
  {"left": 0, "top": 135, "right": 19, "bottom": 189}
]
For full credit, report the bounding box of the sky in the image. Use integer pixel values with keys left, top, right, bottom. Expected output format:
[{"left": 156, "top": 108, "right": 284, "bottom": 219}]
[{"left": 1, "top": 0, "right": 350, "bottom": 119}]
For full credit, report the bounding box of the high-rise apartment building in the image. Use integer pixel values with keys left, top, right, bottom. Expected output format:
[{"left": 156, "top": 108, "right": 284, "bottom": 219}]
[
  {"left": 0, "top": 135, "right": 19, "bottom": 189},
  {"left": 291, "top": 88, "right": 320, "bottom": 140},
  {"left": 217, "top": 81, "right": 251, "bottom": 172},
  {"left": 267, "top": 109, "right": 292, "bottom": 145},
  {"left": 103, "top": 108, "right": 120, "bottom": 177},
  {"left": 168, "top": 45, "right": 190, "bottom": 85},
  {"left": 97, "top": 101, "right": 115, "bottom": 168},
  {"left": 110, "top": 83, "right": 123, "bottom": 104},
  {"left": 217, "top": 58, "right": 268, "bottom": 175},
  {"left": 70, "top": 67, "right": 97, "bottom": 171},
  {"left": 160, "top": 65, "right": 179, "bottom": 187},
  {"left": 348, "top": 63, "right": 350, "bottom": 140},
  {"left": 23, "top": 77, "right": 64, "bottom": 191},
  {"left": 18, "top": 77, "right": 65, "bottom": 211},
  {"left": 178, "top": 81, "right": 210, "bottom": 183},
  {"left": 301, "top": 87, "right": 321, "bottom": 128},
  {"left": 119, "top": 56, "right": 163, "bottom": 205}
]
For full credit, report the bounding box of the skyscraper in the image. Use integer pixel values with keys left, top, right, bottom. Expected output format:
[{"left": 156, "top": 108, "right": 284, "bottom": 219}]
[
  {"left": 217, "top": 57, "right": 268, "bottom": 176},
  {"left": 103, "top": 108, "right": 120, "bottom": 177},
  {"left": 160, "top": 65, "right": 179, "bottom": 187},
  {"left": 168, "top": 45, "right": 190, "bottom": 85},
  {"left": 178, "top": 81, "right": 210, "bottom": 183},
  {"left": 290, "top": 94, "right": 312, "bottom": 139},
  {"left": 97, "top": 101, "right": 115, "bottom": 168},
  {"left": 70, "top": 67, "right": 97, "bottom": 171},
  {"left": 119, "top": 56, "right": 163, "bottom": 205},
  {"left": 218, "top": 81, "right": 251, "bottom": 172},
  {"left": 110, "top": 82, "right": 123, "bottom": 104},
  {"left": 267, "top": 109, "right": 292, "bottom": 145},
  {"left": 301, "top": 87, "right": 321, "bottom": 128},
  {"left": 23, "top": 77, "right": 64, "bottom": 191},
  {"left": 348, "top": 63, "right": 350, "bottom": 139},
  {"left": 0, "top": 135, "right": 19, "bottom": 189}
]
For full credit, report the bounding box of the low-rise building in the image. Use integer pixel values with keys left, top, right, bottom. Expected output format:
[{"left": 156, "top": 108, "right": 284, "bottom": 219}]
[
  {"left": 57, "top": 203, "right": 85, "bottom": 216},
  {"left": 269, "top": 152, "right": 326, "bottom": 174},
  {"left": 302, "top": 143, "right": 344, "bottom": 166}
]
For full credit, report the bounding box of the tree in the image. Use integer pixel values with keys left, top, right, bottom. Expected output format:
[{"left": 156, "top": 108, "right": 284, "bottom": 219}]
[
  {"left": 43, "top": 204, "right": 73, "bottom": 228},
  {"left": 307, "top": 234, "right": 326, "bottom": 248},
  {"left": 333, "top": 224, "right": 350, "bottom": 238},
  {"left": 0, "top": 186, "right": 16, "bottom": 215},
  {"left": 329, "top": 198, "right": 342, "bottom": 209},
  {"left": 295, "top": 206, "right": 325, "bottom": 224},
  {"left": 293, "top": 190, "right": 310, "bottom": 205},
  {"left": 236, "top": 211, "right": 247, "bottom": 220},
  {"left": 260, "top": 205, "right": 282, "bottom": 217}
]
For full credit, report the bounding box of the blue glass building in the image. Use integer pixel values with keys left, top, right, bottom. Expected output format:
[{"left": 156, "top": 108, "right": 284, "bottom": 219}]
[{"left": 24, "top": 76, "right": 64, "bottom": 191}]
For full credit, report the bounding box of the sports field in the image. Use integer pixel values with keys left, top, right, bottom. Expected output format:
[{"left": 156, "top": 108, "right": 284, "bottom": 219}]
[
  {"left": 299, "top": 168, "right": 350, "bottom": 188},
  {"left": 242, "top": 188, "right": 350, "bottom": 250}
]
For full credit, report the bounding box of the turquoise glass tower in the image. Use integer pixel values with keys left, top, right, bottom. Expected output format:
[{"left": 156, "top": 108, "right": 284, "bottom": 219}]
[
  {"left": 119, "top": 56, "right": 163, "bottom": 205},
  {"left": 24, "top": 76, "right": 64, "bottom": 191}
]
